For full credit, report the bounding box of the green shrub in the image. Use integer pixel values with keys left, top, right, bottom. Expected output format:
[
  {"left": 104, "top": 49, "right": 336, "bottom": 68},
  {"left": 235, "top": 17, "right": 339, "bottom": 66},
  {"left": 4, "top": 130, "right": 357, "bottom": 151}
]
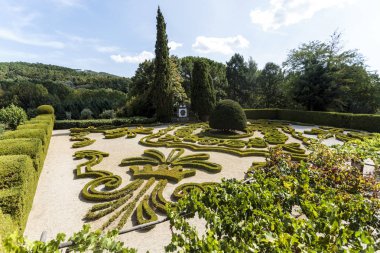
[
  {"left": 36, "top": 105, "right": 55, "bottom": 115},
  {"left": 0, "top": 124, "right": 4, "bottom": 135},
  {"left": 99, "top": 110, "right": 116, "bottom": 119},
  {"left": 80, "top": 108, "right": 93, "bottom": 119},
  {"left": 0, "top": 104, "right": 27, "bottom": 130},
  {"left": 0, "top": 139, "right": 43, "bottom": 172},
  {"left": 209, "top": 100, "right": 247, "bottom": 132}
]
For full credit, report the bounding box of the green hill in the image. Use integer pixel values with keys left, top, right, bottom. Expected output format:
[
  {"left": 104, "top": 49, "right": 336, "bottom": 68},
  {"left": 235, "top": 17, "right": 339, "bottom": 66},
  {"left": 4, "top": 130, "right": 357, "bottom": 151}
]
[
  {"left": 0, "top": 62, "right": 130, "bottom": 92},
  {"left": 0, "top": 62, "right": 130, "bottom": 119}
]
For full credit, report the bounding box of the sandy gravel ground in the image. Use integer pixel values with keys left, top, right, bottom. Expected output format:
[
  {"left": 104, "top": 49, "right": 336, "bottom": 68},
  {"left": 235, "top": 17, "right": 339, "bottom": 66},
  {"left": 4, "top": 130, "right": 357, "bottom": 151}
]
[{"left": 23, "top": 125, "right": 355, "bottom": 252}]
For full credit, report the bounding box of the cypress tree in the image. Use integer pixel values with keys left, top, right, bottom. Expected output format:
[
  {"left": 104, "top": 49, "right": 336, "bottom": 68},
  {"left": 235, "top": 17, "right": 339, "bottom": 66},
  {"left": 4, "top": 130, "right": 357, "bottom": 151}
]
[
  {"left": 191, "top": 59, "right": 216, "bottom": 121},
  {"left": 152, "top": 6, "right": 172, "bottom": 122}
]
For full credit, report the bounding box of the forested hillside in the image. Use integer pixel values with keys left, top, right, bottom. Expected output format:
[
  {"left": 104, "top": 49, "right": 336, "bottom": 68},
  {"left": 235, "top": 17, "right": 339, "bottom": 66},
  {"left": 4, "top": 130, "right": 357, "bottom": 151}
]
[
  {"left": 0, "top": 62, "right": 131, "bottom": 119},
  {"left": 0, "top": 62, "right": 131, "bottom": 91}
]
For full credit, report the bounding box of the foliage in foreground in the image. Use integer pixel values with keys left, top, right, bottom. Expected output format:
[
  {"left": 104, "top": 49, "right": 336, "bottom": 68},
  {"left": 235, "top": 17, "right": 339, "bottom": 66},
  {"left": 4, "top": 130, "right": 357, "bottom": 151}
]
[
  {"left": 166, "top": 147, "right": 380, "bottom": 252},
  {"left": 1, "top": 224, "right": 136, "bottom": 253}
]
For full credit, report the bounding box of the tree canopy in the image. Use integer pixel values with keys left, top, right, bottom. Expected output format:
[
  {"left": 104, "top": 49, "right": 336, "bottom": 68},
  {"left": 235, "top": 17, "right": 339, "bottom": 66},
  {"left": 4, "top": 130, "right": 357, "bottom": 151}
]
[{"left": 284, "top": 32, "right": 380, "bottom": 113}]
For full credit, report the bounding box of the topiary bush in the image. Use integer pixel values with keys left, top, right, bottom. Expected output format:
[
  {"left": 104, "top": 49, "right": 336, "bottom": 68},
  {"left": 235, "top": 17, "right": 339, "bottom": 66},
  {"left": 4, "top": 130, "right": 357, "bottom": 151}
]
[
  {"left": 36, "top": 105, "right": 55, "bottom": 115},
  {"left": 80, "top": 108, "right": 93, "bottom": 120},
  {"left": 209, "top": 99, "right": 247, "bottom": 132},
  {"left": 0, "top": 104, "right": 27, "bottom": 130}
]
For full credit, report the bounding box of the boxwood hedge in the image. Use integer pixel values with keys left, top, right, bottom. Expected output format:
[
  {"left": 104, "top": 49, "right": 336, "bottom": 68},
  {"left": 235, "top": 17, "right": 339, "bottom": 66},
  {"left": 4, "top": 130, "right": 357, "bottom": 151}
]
[
  {"left": 0, "top": 110, "right": 54, "bottom": 238},
  {"left": 0, "top": 155, "right": 36, "bottom": 230},
  {"left": 245, "top": 109, "right": 380, "bottom": 132}
]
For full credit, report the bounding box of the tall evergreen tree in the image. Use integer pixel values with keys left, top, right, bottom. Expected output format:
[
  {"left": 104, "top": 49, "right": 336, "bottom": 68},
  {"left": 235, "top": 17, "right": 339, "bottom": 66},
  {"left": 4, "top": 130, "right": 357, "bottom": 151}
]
[
  {"left": 226, "top": 54, "right": 250, "bottom": 107},
  {"left": 152, "top": 6, "right": 172, "bottom": 122},
  {"left": 191, "top": 59, "right": 216, "bottom": 121}
]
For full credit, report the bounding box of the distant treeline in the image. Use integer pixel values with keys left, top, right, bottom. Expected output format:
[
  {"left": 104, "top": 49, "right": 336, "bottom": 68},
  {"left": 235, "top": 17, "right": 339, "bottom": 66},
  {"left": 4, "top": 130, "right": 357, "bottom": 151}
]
[{"left": 0, "top": 32, "right": 379, "bottom": 120}]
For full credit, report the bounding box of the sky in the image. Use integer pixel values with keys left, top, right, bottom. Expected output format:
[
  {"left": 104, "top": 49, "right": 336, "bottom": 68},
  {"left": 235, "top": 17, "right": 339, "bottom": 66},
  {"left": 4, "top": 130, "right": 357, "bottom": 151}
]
[{"left": 0, "top": 0, "right": 379, "bottom": 77}]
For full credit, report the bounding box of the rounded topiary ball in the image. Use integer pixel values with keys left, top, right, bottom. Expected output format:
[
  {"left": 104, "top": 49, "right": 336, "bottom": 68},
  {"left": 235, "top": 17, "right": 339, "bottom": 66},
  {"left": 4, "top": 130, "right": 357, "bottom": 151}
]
[
  {"left": 36, "top": 105, "right": 55, "bottom": 115},
  {"left": 209, "top": 99, "right": 247, "bottom": 131}
]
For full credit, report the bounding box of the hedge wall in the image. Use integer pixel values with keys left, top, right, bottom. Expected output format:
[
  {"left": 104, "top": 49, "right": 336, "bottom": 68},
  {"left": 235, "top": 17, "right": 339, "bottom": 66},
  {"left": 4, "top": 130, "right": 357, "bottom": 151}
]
[
  {"left": 0, "top": 112, "right": 54, "bottom": 238},
  {"left": 0, "top": 156, "right": 36, "bottom": 231},
  {"left": 245, "top": 109, "right": 380, "bottom": 132},
  {"left": 54, "top": 117, "right": 156, "bottom": 130}
]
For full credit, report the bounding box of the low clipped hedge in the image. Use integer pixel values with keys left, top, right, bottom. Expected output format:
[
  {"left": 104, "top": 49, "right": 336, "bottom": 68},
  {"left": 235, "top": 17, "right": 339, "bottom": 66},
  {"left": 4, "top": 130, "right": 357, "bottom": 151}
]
[
  {"left": 245, "top": 109, "right": 380, "bottom": 132},
  {"left": 0, "top": 110, "right": 54, "bottom": 238},
  {"left": 0, "top": 155, "right": 36, "bottom": 230},
  {"left": 55, "top": 117, "right": 156, "bottom": 130}
]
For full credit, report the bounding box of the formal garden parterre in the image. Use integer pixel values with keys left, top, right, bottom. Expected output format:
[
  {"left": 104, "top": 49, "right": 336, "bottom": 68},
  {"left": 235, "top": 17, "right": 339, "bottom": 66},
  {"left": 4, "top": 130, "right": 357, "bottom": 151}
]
[
  {"left": 0, "top": 104, "right": 379, "bottom": 252},
  {"left": 39, "top": 117, "right": 380, "bottom": 232}
]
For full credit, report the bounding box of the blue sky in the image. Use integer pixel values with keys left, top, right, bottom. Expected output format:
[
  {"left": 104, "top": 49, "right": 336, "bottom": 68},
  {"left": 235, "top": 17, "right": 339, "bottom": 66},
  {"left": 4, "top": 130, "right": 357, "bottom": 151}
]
[{"left": 0, "top": 0, "right": 379, "bottom": 77}]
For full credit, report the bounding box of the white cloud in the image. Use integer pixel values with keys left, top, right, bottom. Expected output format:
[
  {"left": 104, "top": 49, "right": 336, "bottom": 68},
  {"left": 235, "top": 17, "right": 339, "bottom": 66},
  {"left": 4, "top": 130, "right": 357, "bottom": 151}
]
[
  {"left": 52, "top": 0, "right": 84, "bottom": 8},
  {"left": 192, "top": 35, "right": 249, "bottom": 55},
  {"left": 250, "top": 0, "right": 355, "bottom": 31},
  {"left": 110, "top": 51, "right": 154, "bottom": 63},
  {"left": 0, "top": 28, "right": 65, "bottom": 48},
  {"left": 96, "top": 46, "right": 120, "bottom": 53},
  {"left": 0, "top": 2, "right": 65, "bottom": 49},
  {"left": 168, "top": 41, "right": 183, "bottom": 51}
]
